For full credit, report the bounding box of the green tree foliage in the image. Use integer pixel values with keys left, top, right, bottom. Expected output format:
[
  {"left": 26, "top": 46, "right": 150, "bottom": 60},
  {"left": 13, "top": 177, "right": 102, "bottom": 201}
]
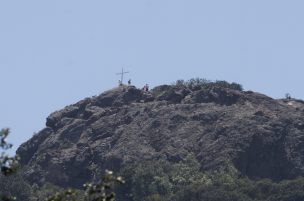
[
  {"left": 173, "top": 78, "right": 243, "bottom": 91},
  {"left": 0, "top": 129, "right": 19, "bottom": 176},
  {"left": 119, "top": 155, "right": 214, "bottom": 201},
  {"left": 31, "top": 183, "right": 66, "bottom": 201},
  {"left": 45, "top": 170, "right": 124, "bottom": 201},
  {"left": 119, "top": 155, "right": 304, "bottom": 201},
  {"left": 0, "top": 128, "right": 21, "bottom": 201}
]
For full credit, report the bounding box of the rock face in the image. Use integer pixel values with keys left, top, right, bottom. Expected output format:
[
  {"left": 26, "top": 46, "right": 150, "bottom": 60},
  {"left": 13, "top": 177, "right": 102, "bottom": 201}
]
[{"left": 17, "top": 85, "right": 304, "bottom": 188}]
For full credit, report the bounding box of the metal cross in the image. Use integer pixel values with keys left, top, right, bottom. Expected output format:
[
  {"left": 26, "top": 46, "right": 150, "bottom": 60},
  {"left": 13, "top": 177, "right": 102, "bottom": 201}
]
[{"left": 116, "top": 68, "right": 129, "bottom": 84}]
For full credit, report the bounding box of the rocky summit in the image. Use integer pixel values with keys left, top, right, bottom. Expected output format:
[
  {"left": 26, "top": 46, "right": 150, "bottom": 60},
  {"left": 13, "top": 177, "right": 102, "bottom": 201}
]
[{"left": 17, "top": 83, "right": 304, "bottom": 188}]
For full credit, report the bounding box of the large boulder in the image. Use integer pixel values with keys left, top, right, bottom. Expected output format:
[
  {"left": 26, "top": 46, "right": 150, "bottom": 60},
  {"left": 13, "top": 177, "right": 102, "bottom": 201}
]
[{"left": 17, "top": 84, "right": 304, "bottom": 188}]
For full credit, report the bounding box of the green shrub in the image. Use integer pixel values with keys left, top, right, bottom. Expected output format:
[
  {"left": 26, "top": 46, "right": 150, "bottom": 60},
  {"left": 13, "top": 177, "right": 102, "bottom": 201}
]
[{"left": 172, "top": 78, "right": 243, "bottom": 91}]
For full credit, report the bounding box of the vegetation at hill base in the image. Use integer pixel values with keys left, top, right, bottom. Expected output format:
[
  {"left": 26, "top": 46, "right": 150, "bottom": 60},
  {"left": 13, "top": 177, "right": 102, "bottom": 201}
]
[
  {"left": 116, "top": 155, "right": 304, "bottom": 201},
  {"left": 4, "top": 153, "right": 303, "bottom": 201},
  {"left": 4, "top": 152, "right": 304, "bottom": 201},
  {"left": 44, "top": 169, "right": 124, "bottom": 201}
]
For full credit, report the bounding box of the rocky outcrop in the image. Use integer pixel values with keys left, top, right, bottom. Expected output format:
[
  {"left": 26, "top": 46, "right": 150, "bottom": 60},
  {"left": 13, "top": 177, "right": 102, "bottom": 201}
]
[{"left": 17, "top": 84, "right": 304, "bottom": 188}]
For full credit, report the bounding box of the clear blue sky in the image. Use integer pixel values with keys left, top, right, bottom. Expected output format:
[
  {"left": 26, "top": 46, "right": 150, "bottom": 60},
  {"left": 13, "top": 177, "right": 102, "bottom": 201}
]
[{"left": 1, "top": 0, "right": 304, "bottom": 152}]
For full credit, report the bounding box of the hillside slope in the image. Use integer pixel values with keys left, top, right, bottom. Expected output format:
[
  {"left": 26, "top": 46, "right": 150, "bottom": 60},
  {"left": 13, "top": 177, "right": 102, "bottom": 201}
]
[{"left": 17, "top": 83, "right": 304, "bottom": 188}]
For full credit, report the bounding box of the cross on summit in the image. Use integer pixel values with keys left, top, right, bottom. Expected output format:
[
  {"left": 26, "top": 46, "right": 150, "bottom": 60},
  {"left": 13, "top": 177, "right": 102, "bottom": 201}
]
[{"left": 116, "top": 68, "right": 129, "bottom": 85}]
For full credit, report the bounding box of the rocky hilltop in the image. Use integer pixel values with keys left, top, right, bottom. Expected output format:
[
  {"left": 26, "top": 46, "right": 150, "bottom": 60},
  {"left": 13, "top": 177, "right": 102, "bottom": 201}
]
[{"left": 17, "top": 83, "right": 304, "bottom": 188}]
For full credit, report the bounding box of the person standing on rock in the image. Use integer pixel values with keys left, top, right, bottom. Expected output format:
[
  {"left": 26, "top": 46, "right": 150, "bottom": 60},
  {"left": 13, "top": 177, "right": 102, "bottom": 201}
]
[
  {"left": 143, "top": 84, "right": 149, "bottom": 91},
  {"left": 128, "top": 79, "right": 131, "bottom": 85}
]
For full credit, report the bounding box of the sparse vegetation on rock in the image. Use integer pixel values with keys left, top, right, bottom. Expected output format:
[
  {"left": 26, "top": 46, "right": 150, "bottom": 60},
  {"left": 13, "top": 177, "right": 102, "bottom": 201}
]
[{"left": 173, "top": 78, "right": 243, "bottom": 91}]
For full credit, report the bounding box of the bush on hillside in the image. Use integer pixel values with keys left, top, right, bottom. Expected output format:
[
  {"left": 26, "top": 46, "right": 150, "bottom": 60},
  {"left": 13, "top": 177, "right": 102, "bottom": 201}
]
[{"left": 173, "top": 78, "right": 243, "bottom": 91}]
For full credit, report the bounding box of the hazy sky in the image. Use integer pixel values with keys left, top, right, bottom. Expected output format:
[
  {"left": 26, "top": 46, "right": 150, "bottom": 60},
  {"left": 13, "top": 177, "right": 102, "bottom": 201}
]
[{"left": 1, "top": 0, "right": 304, "bottom": 152}]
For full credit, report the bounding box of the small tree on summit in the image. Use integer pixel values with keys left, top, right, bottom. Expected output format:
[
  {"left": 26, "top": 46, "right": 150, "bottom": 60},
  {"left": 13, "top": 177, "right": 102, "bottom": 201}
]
[
  {"left": 285, "top": 93, "right": 291, "bottom": 100},
  {"left": 173, "top": 78, "right": 243, "bottom": 91}
]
